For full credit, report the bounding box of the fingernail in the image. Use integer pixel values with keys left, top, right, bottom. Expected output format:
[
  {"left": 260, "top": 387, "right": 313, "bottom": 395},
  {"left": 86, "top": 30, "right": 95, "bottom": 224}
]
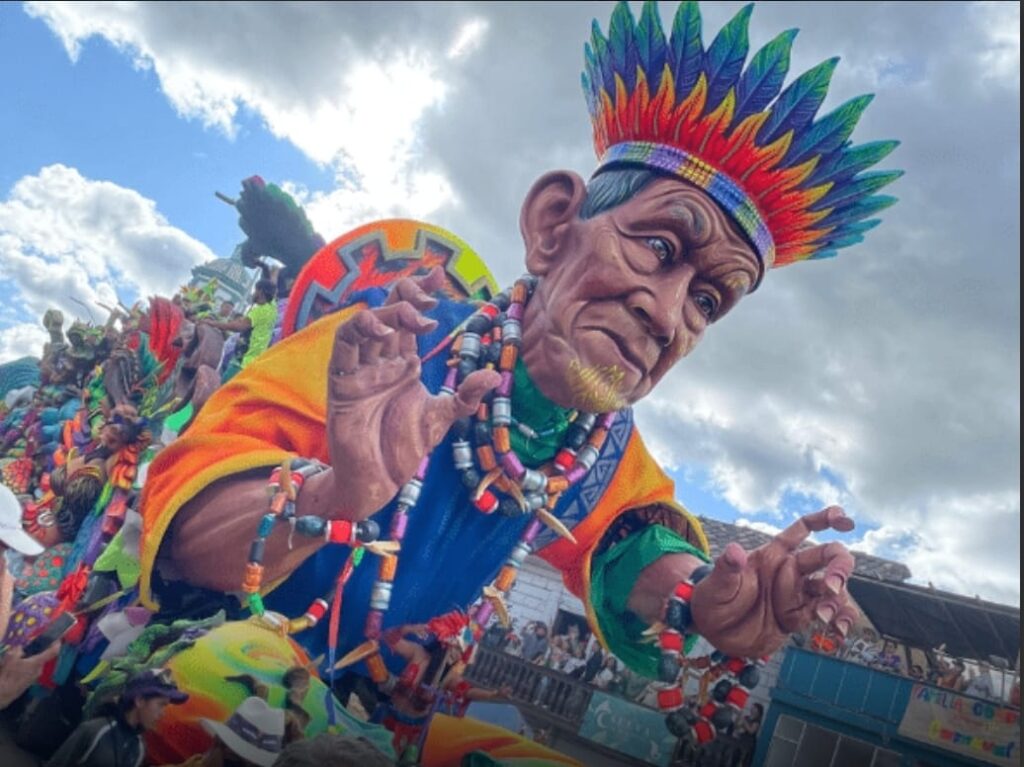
[
  {"left": 836, "top": 619, "right": 851, "bottom": 637},
  {"left": 826, "top": 574, "right": 844, "bottom": 595},
  {"left": 816, "top": 605, "right": 836, "bottom": 624}
]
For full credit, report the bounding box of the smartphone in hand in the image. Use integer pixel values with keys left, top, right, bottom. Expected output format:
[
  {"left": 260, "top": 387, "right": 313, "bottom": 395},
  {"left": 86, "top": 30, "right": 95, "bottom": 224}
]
[{"left": 23, "top": 612, "right": 76, "bottom": 657}]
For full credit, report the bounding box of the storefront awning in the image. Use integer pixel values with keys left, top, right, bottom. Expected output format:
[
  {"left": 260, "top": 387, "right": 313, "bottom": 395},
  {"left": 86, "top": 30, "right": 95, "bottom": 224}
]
[{"left": 848, "top": 576, "right": 1020, "bottom": 665}]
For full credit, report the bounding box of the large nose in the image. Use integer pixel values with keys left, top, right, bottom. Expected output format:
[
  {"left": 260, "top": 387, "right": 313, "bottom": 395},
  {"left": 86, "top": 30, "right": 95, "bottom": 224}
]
[{"left": 626, "top": 266, "right": 694, "bottom": 348}]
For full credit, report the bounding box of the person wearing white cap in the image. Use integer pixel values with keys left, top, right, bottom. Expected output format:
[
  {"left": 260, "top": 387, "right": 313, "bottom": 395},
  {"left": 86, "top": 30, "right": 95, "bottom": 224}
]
[
  {"left": 197, "top": 696, "right": 286, "bottom": 767},
  {"left": 0, "top": 482, "right": 57, "bottom": 710}
]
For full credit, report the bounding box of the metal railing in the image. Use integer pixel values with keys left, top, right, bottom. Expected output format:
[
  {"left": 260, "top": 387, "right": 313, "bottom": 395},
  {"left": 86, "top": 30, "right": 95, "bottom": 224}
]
[
  {"left": 466, "top": 646, "right": 754, "bottom": 767},
  {"left": 466, "top": 645, "right": 595, "bottom": 726}
]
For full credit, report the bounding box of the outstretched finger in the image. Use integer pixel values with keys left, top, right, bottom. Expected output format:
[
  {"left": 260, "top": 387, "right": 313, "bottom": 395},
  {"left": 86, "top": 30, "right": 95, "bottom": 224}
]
[
  {"left": 775, "top": 506, "right": 854, "bottom": 552},
  {"left": 330, "top": 310, "right": 396, "bottom": 375},
  {"left": 423, "top": 369, "right": 500, "bottom": 444},
  {"left": 385, "top": 267, "right": 446, "bottom": 311},
  {"left": 832, "top": 602, "right": 859, "bottom": 638},
  {"left": 794, "top": 541, "right": 855, "bottom": 593}
]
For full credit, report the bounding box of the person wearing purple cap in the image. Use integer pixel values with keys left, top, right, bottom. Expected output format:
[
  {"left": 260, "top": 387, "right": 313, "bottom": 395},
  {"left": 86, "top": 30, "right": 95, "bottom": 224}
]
[{"left": 45, "top": 667, "right": 189, "bottom": 767}]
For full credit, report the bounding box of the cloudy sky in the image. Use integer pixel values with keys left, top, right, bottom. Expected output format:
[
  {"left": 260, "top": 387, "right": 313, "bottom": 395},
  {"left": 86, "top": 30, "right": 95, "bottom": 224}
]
[{"left": 0, "top": 2, "right": 1018, "bottom": 605}]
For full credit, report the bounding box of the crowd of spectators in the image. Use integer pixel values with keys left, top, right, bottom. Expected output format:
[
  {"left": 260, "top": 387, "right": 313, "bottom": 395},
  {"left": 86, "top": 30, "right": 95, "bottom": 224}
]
[{"left": 801, "top": 625, "right": 1020, "bottom": 707}]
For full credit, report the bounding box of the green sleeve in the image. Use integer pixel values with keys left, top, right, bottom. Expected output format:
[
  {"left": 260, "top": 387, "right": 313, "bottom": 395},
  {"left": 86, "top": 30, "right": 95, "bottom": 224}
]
[{"left": 589, "top": 524, "right": 710, "bottom": 678}]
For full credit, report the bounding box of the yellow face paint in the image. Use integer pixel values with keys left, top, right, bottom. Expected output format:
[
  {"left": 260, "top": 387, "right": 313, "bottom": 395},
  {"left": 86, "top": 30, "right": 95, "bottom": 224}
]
[{"left": 568, "top": 358, "right": 628, "bottom": 412}]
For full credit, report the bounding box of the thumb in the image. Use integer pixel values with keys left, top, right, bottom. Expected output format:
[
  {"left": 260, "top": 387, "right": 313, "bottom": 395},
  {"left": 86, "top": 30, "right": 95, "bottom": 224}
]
[
  {"left": 423, "top": 369, "right": 500, "bottom": 446},
  {"left": 452, "top": 369, "right": 502, "bottom": 419},
  {"left": 700, "top": 542, "right": 748, "bottom": 605}
]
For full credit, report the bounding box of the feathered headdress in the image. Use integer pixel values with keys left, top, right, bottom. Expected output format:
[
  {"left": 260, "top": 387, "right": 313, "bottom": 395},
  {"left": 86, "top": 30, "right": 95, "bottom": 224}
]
[{"left": 583, "top": 1, "right": 902, "bottom": 273}]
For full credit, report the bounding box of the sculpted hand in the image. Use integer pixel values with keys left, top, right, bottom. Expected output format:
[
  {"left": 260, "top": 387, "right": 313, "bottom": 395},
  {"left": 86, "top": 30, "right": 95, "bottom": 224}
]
[
  {"left": 690, "top": 506, "right": 858, "bottom": 658},
  {"left": 326, "top": 269, "right": 499, "bottom": 519}
]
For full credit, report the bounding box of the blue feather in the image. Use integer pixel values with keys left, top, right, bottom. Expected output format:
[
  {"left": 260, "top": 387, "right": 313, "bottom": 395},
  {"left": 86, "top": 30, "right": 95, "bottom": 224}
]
[
  {"left": 669, "top": 1, "right": 704, "bottom": 101},
  {"left": 786, "top": 94, "right": 874, "bottom": 166},
  {"left": 591, "top": 20, "right": 615, "bottom": 96},
  {"left": 758, "top": 57, "right": 838, "bottom": 146},
  {"left": 807, "top": 140, "right": 900, "bottom": 187},
  {"left": 808, "top": 249, "right": 838, "bottom": 261},
  {"left": 608, "top": 2, "right": 640, "bottom": 92},
  {"left": 703, "top": 3, "right": 753, "bottom": 111},
  {"left": 813, "top": 170, "right": 904, "bottom": 211},
  {"left": 818, "top": 194, "right": 899, "bottom": 229},
  {"left": 734, "top": 29, "right": 797, "bottom": 123},
  {"left": 637, "top": 1, "right": 668, "bottom": 91}
]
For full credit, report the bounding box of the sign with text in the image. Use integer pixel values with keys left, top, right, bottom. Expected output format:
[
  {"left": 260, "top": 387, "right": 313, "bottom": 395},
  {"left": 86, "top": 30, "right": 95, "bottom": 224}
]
[
  {"left": 898, "top": 684, "right": 1019, "bottom": 765},
  {"left": 577, "top": 691, "right": 677, "bottom": 766}
]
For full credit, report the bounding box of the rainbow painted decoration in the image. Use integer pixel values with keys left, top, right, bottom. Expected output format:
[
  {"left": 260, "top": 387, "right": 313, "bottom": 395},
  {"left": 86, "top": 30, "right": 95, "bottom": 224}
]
[{"left": 282, "top": 219, "right": 498, "bottom": 338}]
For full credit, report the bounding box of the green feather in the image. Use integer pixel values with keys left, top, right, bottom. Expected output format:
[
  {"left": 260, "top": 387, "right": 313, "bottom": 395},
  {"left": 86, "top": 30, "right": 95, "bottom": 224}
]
[
  {"left": 787, "top": 94, "right": 874, "bottom": 165},
  {"left": 758, "top": 57, "right": 839, "bottom": 145},
  {"left": 669, "top": 1, "right": 703, "bottom": 98},
  {"left": 636, "top": 1, "right": 668, "bottom": 89},
  {"left": 814, "top": 170, "right": 904, "bottom": 211},
  {"left": 734, "top": 28, "right": 798, "bottom": 122},
  {"left": 809, "top": 140, "right": 900, "bottom": 187},
  {"left": 704, "top": 3, "right": 753, "bottom": 111}
]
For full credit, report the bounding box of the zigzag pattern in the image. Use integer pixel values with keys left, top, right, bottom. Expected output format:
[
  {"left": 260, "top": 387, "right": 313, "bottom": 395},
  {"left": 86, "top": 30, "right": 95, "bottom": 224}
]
[{"left": 582, "top": 1, "right": 902, "bottom": 267}]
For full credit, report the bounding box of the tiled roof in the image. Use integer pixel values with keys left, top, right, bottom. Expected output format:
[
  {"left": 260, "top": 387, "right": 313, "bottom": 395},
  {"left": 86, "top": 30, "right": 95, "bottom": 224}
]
[{"left": 697, "top": 516, "right": 912, "bottom": 582}]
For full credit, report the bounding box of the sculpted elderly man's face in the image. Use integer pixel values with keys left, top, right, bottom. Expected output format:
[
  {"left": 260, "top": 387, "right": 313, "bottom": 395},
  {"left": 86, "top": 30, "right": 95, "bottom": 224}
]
[{"left": 520, "top": 172, "right": 761, "bottom": 411}]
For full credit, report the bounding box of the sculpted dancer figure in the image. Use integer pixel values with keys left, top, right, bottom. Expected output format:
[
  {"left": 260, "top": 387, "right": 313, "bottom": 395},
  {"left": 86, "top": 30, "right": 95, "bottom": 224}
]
[{"left": 138, "top": 0, "right": 900, "bottom": 757}]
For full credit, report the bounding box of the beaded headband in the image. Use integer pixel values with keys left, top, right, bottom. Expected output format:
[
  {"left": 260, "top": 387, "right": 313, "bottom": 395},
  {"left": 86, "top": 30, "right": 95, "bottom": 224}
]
[{"left": 583, "top": 1, "right": 902, "bottom": 275}]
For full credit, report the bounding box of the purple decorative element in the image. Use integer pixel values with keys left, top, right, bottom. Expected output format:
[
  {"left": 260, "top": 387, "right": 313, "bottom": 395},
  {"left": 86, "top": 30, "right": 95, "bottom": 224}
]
[
  {"left": 442, "top": 367, "right": 457, "bottom": 390},
  {"left": 565, "top": 466, "right": 587, "bottom": 484},
  {"left": 599, "top": 412, "right": 617, "bottom": 429},
  {"left": 474, "top": 602, "right": 494, "bottom": 626},
  {"left": 364, "top": 610, "right": 383, "bottom": 639},
  {"left": 524, "top": 519, "right": 543, "bottom": 543},
  {"left": 496, "top": 372, "right": 513, "bottom": 397},
  {"left": 507, "top": 303, "right": 524, "bottom": 321},
  {"left": 416, "top": 457, "right": 430, "bottom": 481},
  {"left": 390, "top": 511, "right": 409, "bottom": 540},
  {"left": 499, "top": 452, "right": 525, "bottom": 480}
]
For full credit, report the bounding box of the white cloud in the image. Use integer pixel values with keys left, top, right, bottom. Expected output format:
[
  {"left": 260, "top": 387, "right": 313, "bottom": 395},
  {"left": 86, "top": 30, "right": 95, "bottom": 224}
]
[
  {"left": 24, "top": 1, "right": 489, "bottom": 236},
  {"left": 856, "top": 492, "right": 1020, "bottom": 605},
  {"left": 735, "top": 518, "right": 784, "bottom": 537},
  {"left": 448, "top": 19, "right": 489, "bottom": 60},
  {"left": 13, "top": 2, "right": 1018, "bottom": 607},
  {"left": 0, "top": 164, "right": 213, "bottom": 331},
  {"left": 972, "top": 1, "right": 1020, "bottom": 85},
  {"left": 0, "top": 322, "right": 49, "bottom": 363}
]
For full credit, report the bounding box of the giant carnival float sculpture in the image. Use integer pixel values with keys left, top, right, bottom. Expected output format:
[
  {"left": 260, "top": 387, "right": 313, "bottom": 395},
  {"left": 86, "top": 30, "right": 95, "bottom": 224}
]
[{"left": 0, "top": 2, "right": 900, "bottom": 765}]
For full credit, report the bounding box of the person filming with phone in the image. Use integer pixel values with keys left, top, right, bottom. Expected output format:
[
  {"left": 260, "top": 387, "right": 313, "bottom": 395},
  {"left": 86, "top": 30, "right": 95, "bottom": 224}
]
[{"left": 0, "top": 484, "right": 63, "bottom": 710}]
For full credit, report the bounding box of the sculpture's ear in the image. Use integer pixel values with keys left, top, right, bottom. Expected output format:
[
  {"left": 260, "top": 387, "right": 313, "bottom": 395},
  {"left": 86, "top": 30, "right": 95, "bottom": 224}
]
[{"left": 520, "top": 171, "right": 587, "bottom": 276}]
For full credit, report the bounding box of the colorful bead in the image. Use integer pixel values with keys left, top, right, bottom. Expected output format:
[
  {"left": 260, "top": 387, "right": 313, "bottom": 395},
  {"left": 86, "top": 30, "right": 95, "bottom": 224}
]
[
  {"left": 492, "top": 397, "right": 512, "bottom": 426},
  {"left": 554, "top": 448, "right": 576, "bottom": 473},
  {"left": 258, "top": 513, "right": 277, "bottom": 538},
  {"left": 303, "top": 598, "right": 328, "bottom": 624},
  {"left": 657, "top": 685, "right": 684, "bottom": 711},
  {"left": 248, "top": 593, "right": 265, "bottom": 616},
  {"left": 366, "top": 653, "right": 390, "bottom": 684},
  {"left": 326, "top": 520, "right": 355, "bottom": 544},
  {"left": 370, "top": 581, "right": 393, "bottom": 610},
  {"left": 379, "top": 555, "right": 398, "bottom": 581},
  {"left": 473, "top": 490, "right": 499, "bottom": 514},
  {"left": 452, "top": 440, "right": 473, "bottom": 469},
  {"left": 495, "top": 566, "right": 517, "bottom": 592},
  {"left": 242, "top": 563, "right": 264, "bottom": 594},
  {"left": 397, "top": 479, "right": 422, "bottom": 507},
  {"left": 493, "top": 426, "right": 511, "bottom": 454}
]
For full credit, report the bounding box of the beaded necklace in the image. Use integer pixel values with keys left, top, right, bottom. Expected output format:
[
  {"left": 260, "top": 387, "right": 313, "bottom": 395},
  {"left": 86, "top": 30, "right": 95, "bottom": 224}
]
[{"left": 241, "top": 276, "right": 615, "bottom": 698}]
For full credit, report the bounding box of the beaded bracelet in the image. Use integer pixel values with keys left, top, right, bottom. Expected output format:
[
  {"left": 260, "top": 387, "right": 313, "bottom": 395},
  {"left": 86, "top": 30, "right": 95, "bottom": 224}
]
[
  {"left": 242, "top": 457, "right": 381, "bottom": 620},
  {"left": 650, "top": 565, "right": 764, "bottom": 745}
]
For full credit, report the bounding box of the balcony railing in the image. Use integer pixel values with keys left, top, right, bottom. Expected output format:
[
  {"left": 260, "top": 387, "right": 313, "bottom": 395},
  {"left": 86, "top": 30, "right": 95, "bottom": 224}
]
[{"left": 466, "top": 646, "right": 755, "bottom": 767}]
